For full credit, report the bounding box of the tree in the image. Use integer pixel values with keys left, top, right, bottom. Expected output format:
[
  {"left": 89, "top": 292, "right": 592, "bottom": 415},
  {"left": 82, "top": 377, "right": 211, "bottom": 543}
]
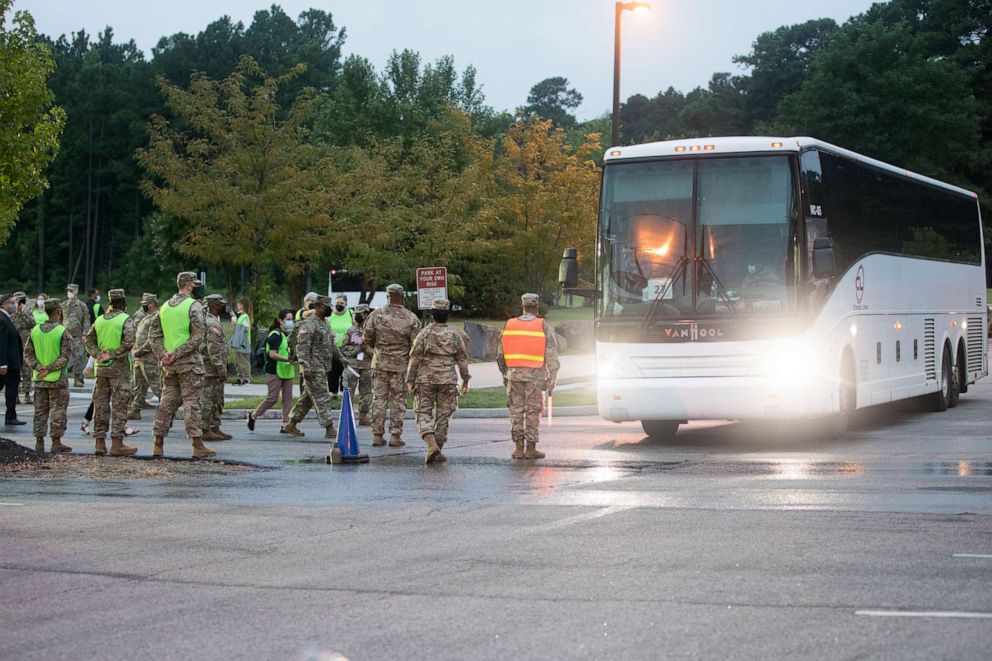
[
  {"left": 522, "top": 77, "right": 583, "bottom": 128},
  {"left": 137, "top": 56, "right": 338, "bottom": 314},
  {"left": 0, "top": 0, "right": 65, "bottom": 246}
]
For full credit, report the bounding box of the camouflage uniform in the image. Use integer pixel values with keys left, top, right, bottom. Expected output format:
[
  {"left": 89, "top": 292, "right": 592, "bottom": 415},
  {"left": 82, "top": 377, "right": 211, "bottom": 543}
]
[
  {"left": 340, "top": 304, "right": 372, "bottom": 418},
  {"left": 127, "top": 296, "right": 150, "bottom": 410},
  {"left": 149, "top": 287, "right": 207, "bottom": 444},
  {"left": 22, "top": 301, "right": 72, "bottom": 446},
  {"left": 10, "top": 293, "right": 35, "bottom": 400},
  {"left": 129, "top": 308, "right": 163, "bottom": 417},
  {"left": 364, "top": 286, "right": 421, "bottom": 439},
  {"left": 201, "top": 302, "right": 228, "bottom": 433},
  {"left": 406, "top": 307, "right": 470, "bottom": 450},
  {"left": 84, "top": 297, "right": 136, "bottom": 445},
  {"left": 61, "top": 285, "right": 90, "bottom": 386},
  {"left": 497, "top": 294, "right": 560, "bottom": 458},
  {"left": 288, "top": 302, "right": 346, "bottom": 430}
]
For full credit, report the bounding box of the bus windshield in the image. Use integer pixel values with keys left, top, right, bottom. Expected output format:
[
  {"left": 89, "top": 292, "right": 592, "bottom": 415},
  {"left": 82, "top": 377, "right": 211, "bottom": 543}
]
[{"left": 600, "top": 155, "right": 798, "bottom": 321}]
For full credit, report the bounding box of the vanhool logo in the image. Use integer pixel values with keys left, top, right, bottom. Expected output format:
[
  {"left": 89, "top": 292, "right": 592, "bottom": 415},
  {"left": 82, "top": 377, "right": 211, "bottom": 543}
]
[
  {"left": 855, "top": 265, "right": 865, "bottom": 304},
  {"left": 663, "top": 322, "right": 724, "bottom": 340}
]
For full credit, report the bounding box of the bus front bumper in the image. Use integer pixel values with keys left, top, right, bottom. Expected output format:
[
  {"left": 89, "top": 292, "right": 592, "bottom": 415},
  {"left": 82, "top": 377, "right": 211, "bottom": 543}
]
[{"left": 597, "top": 376, "right": 830, "bottom": 422}]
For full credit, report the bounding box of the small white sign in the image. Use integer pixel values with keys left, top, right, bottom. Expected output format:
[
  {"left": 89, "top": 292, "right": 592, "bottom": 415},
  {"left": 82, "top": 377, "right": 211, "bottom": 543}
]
[
  {"left": 417, "top": 267, "right": 448, "bottom": 310},
  {"left": 642, "top": 277, "right": 673, "bottom": 302}
]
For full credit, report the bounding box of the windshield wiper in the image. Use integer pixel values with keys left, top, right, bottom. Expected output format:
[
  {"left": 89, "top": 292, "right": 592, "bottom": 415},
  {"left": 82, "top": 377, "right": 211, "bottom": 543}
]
[
  {"left": 697, "top": 256, "right": 743, "bottom": 321},
  {"left": 640, "top": 253, "right": 688, "bottom": 330}
]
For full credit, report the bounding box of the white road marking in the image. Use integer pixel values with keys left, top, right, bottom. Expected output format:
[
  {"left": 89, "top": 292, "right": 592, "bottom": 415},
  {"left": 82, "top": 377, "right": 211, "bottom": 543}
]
[
  {"left": 953, "top": 553, "right": 992, "bottom": 559},
  {"left": 856, "top": 610, "right": 992, "bottom": 619},
  {"left": 540, "top": 506, "right": 634, "bottom": 531},
  {"left": 0, "top": 503, "right": 25, "bottom": 506}
]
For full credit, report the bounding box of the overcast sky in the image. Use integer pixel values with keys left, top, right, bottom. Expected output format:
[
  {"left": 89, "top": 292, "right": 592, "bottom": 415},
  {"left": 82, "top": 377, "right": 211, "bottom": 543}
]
[{"left": 23, "top": 0, "right": 883, "bottom": 121}]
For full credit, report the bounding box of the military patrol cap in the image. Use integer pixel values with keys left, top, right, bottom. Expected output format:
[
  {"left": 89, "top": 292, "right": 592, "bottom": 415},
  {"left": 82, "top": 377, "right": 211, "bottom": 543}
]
[
  {"left": 315, "top": 295, "right": 334, "bottom": 308},
  {"left": 177, "top": 271, "right": 202, "bottom": 287},
  {"left": 12, "top": 291, "right": 26, "bottom": 299},
  {"left": 430, "top": 298, "right": 450, "bottom": 311},
  {"left": 386, "top": 283, "right": 404, "bottom": 294},
  {"left": 108, "top": 288, "right": 126, "bottom": 301},
  {"left": 204, "top": 293, "right": 227, "bottom": 305},
  {"left": 66, "top": 284, "right": 80, "bottom": 293},
  {"left": 141, "top": 292, "right": 158, "bottom": 304},
  {"left": 354, "top": 303, "right": 370, "bottom": 314},
  {"left": 521, "top": 293, "right": 540, "bottom": 306},
  {"left": 44, "top": 298, "right": 62, "bottom": 314}
]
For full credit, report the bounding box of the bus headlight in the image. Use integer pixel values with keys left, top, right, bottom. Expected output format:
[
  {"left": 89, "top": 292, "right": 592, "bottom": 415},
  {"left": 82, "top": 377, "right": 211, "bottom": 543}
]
[
  {"left": 762, "top": 341, "right": 817, "bottom": 384},
  {"left": 598, "top": 357, "right": 627, "bottom": 379}
]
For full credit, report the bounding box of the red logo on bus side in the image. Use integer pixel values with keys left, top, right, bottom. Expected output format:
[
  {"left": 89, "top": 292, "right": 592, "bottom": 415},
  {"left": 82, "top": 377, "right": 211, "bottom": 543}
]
[{"left": 855, "top": 265, "right": 865, "bottom": 304}]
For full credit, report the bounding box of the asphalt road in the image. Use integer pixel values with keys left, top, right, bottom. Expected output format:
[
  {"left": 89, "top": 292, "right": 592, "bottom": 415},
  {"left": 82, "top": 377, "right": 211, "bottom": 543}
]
[{"left": 1, "top": 371, "right": 991, "bottom": 660}]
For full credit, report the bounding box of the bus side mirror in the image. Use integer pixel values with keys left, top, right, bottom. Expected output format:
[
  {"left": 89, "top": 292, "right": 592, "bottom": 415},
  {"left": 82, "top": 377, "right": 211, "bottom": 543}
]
[
  {"left": 812, "top": 237, "right": 835, "bottom": 279},
  {"left": 559, "top": 247, "right": 578, "bottom": 289}
]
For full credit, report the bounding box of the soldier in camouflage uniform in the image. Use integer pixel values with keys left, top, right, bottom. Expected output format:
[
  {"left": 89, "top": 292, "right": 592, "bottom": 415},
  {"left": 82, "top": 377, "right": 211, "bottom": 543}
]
[
  {"left": 23, "top": 298, "right": 73, "bottom": 454},
  {"left": 61, "top": 283, "right": 90, "bottom": 387},
  {"left": 497, "top": 293, "right": 560, "bottom": 460},
  {"left": 406, "top": 299, "right": 470, "bottom": 464},
  {"left": 340, "top": 303, "right": 372, "bottom": 426},
  {"left": 284, "top": 296, "right": 348, "bottom": 439},
  {"left": 364, "top": 283, "right": 421, "bottom": 447},
  {"left": 125, "top": 292, "right": 153, "bottom": 416},
  {"left": 11, "top": 292, "right": 35, "bottom": 404},
  {"left": 127, "top": 294, "right": 162, "bottom": 420},
  {"left": 201, "top": 294, "right": 232, "bottom": 441},
  {"left": 84, "top": 289, "right": 137, "bottom": 457},
  {"left": 148, "top": 272, "right": 215, "bottom": 459}
]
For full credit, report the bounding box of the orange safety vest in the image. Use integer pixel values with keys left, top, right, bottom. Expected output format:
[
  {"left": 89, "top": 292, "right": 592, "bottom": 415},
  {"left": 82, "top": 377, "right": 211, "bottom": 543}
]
[{"left": 501, "top": 317, "right": 546, "bottom": 368}]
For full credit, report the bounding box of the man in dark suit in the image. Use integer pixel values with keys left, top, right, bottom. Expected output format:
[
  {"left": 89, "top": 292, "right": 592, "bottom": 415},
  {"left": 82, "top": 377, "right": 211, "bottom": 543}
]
[{"left": 0, "top": 293, "right": 27, "bottom": 426}]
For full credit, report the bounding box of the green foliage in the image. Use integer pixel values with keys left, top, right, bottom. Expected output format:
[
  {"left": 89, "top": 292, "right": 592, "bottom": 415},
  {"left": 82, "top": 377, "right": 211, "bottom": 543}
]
[
  {"left": 522, "top": 76, "right": 583, "bottom": 128},
  {"left": 0, "top": 0, "right": 65, "bottom": 246}
]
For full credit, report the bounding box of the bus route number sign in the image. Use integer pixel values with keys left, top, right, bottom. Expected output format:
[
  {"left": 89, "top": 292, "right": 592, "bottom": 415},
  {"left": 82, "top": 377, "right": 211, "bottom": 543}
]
[{"left": 417, "top": 267, "right": 448, "bottom": 310}]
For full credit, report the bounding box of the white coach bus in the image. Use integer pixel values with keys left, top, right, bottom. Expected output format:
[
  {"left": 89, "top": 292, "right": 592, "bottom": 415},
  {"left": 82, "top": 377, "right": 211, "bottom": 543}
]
[{"left": 559, "top": 137, "right": 988, "bottom": 439}]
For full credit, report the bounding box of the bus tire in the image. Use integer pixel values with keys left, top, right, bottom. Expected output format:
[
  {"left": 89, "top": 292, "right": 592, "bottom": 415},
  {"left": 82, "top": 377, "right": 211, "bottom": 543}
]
[
  {"left": 956, "top": 341, "right": 968, "bottom": 395},
  {"left": 641, "top": 420, "right": 681, "bottom": 441},
  {"left": 933, "top": 346, "right": 958, "bottom": 412},
  {"left": 827, "top": 355, "right": 856, "bottom": 438}
]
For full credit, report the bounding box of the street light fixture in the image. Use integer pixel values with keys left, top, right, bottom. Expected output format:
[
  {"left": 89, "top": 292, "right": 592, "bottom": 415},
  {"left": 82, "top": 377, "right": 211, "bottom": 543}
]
[{"left": 612, "top": 1, "right": 651, "bottom": 147}]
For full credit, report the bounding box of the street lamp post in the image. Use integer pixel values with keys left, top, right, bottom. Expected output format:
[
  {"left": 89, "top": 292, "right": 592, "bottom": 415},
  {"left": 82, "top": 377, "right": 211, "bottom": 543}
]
[{"left": 612, "top": 2, "right": 651, "bottom": 147}]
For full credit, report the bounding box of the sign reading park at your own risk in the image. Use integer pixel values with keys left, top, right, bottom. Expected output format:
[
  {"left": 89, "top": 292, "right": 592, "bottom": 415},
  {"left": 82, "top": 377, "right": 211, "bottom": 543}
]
[{"left": 416, "top": 267, "right": 448, "bottom": 310}]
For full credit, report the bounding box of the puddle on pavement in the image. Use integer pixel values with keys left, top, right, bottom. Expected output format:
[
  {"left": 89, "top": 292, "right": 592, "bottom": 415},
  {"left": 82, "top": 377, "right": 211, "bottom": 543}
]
[{"left": 683, "top": 460, "right": 992, "bottom": 479}]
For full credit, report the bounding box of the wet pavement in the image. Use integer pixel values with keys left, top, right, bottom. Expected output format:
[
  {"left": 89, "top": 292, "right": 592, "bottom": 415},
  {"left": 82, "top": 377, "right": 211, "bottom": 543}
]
[{"left": 1, "top": 364, "right": 991, "bottom": 659}]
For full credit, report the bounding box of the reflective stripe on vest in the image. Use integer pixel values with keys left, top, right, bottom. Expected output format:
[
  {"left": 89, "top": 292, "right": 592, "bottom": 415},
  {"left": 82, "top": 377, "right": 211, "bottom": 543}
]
[
  {"left": 501, "top": 317, "right": 546, "bottom": 368},
  {"left": 31, "top": 324, "right": 66, "bottom": 382},
  {"left": 161, "top": 297, "right": 195, "bottom": 352},
  {"left": 268, "top": 330, "right": 297, "bottom": 380}
]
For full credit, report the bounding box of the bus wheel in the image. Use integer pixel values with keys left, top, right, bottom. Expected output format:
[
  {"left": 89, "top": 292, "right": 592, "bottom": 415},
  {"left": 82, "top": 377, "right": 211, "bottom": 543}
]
[
  {"left": 827, "top": 359, "right": 856, "bottom": 438},
  {"left": 641, "top": 420, "right": 681, "bottom": 441},
  {"left": 933, "top": 346, "right": 958, "bottom": 412}
]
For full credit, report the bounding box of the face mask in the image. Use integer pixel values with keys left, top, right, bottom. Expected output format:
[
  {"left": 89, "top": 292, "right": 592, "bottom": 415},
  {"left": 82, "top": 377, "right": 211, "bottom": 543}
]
[
  {"left": 355, "top": 315, "right": 366, "bottom": 325},
  {"left": 283, "top": 319, "right": 294, "bottom": 332},
  {"left": 95, "top": 295, "right": 101, "bottom": 303},
  {"left": 335, "top": 304, "right": 346, "bottom": 312},
  {"left": 67, "top": 291, "right": 76, "bottom": 299},
  {"left": 37, "top": 299, "right": 45, "bottom": 308},
  {"left": 747, "top": 265, "right": 758, "bottom": 275}
]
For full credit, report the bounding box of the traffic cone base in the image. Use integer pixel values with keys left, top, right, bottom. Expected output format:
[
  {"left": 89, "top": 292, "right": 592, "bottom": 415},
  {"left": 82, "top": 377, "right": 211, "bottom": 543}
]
[{"left": 331, "top": 388, "right": 368, "bottom": 465}]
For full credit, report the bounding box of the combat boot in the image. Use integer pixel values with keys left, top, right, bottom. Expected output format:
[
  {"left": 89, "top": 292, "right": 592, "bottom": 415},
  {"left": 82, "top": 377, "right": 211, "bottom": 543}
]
[
  {"left": 74, "top": 378, "right": 85, "bottom": 388},
  {"left": 23, "top": 392, "right": 32, "bottom": 404},
  {"left": 282, "top": 421, "right": 305, "bottom": 437},
  {"left": 126, "top": 411, "right": 142, "bottom": 421},
  {"left": 371, "top": 433, "right": 386, "bottom": 447},
  {"left": 35, "top": 438, "right": 45, "bottom": 454},
  {"left": 110, "top": 437, "right": 138, "bottom": 457},
  {"left": 324, "top": 424, "right": 335, "bottom": 439},
  {"left": 511, "top": 440, "right": 526, "bottom": 460},
  {"left": 435, "top": 437, "right": 447, "bottom": 462},
  {"left": 191, "top": 438, "right": 216, "bottom": 458},
  {"left": 388, "top": 433, "right": 406, "bottom": 447},
  {"left": 358, "top": 413, "right": 370, "bottom": 427},
  {"left": 50, "top": 438, "right": 72, "bottom": 454},
  {"left": 423, "top": 433, "right": 442, "bottom": 465},
  {"left": 202, "top": 429, "right": 225, "bottom": 441},
  {"left": 94, "top": 437, "right": 108, "bottom": 456},
  {"left": 524, "top": 443, "right": 545, "bottom": 459},
  {"left": 152, "top": 436, "right": 164, "bottom": 458},
  {"left": 215, "top": 427, "right": 233, "bottom": 441}
]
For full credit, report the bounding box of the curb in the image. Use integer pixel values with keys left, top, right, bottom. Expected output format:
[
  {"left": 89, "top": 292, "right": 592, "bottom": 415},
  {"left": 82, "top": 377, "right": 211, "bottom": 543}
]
[{"left": 199, "top": 405, "right": 600, "bottom": 421}]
